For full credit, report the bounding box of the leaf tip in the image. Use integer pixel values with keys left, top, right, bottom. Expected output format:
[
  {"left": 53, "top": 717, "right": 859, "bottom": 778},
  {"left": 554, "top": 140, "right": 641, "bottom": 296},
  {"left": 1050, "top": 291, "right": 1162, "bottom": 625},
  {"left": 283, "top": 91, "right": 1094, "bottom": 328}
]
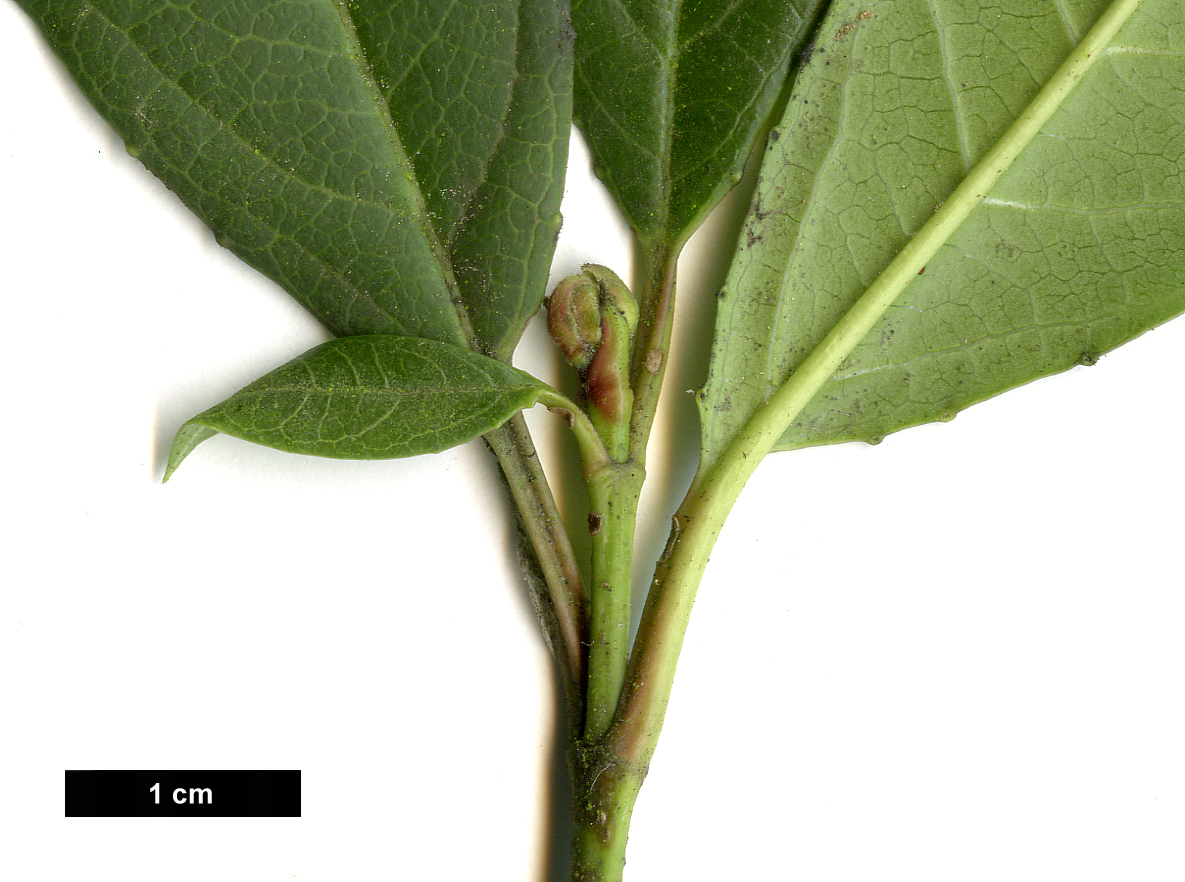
[{"left": 163, "top": 421, "right": 219, "bottom": 483}]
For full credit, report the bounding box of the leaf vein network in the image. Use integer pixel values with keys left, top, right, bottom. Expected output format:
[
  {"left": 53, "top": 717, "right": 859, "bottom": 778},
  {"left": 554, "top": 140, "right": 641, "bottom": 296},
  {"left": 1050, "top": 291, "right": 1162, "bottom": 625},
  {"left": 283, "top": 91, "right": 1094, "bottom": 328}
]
[{"left": 922, "top": 0, "right": 972, "bottom": 171}]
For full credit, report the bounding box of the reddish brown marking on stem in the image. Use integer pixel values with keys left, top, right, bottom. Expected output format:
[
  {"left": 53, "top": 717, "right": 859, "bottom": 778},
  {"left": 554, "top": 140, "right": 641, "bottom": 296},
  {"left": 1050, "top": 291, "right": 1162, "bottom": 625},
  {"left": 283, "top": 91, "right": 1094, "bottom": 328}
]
[{"left": 586, "top": 319, "right": 629, "bottom": 425}]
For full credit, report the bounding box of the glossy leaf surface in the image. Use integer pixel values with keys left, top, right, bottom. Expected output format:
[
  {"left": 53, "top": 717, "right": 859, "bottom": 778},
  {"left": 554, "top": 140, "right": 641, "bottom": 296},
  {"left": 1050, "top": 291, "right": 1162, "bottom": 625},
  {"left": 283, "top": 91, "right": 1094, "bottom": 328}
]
[
  {"left": 165, "top": 336, "right": 553, "bottom": 478},
  {"left": 17, "top": 0, "right": 571, "bottom": 355},
  {"left": 700, "top": 0, "right": 1185, "bottom": 468},
  {"left": 571, "top": 0, "right": 826, "bottom": 246}
]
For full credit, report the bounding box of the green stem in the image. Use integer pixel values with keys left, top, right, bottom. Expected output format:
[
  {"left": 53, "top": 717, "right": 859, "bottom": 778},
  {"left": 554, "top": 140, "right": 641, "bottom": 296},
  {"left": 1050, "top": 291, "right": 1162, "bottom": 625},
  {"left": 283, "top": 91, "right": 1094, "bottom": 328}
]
[
  {"left": 628, "top": 241, "right": 679, "bottom": 466},
  {"left": 583, "top": 460, "right": 644, "bottom": 742},
  {"left": 484, "top": 415, "right": 588, "bottom": 710},
  {"left": 611, "top": 0, "right": 1143, "bottom": 770},
  {"left": 538, "top": 388, "right": 612, "bottom": 472},
  {"left": 562, "top": 232, "right": 680, "bottom": 879},
  {"left": 537, "top": 385, "right": 641, "bottom": 745},
  {"left": 569, "top": 747, "right": 647, "bottom": 882}
]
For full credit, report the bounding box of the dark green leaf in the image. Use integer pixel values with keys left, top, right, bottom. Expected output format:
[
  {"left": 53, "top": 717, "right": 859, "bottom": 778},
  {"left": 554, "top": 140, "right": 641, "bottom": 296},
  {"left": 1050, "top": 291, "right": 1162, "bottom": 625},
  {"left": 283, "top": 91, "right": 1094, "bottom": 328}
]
[
  {"left": 348, "top": 0, "right": 573, "bottom": 356},
  {"left": 446, "top": 0, "right": 574, "bottom": 358},
  {"left": 164, "top": 336, "right": 554, "bottom": 479},
  {"left": 17, "top": 0, "right": 572, "bottom": 354},
  {"left": 700, "top": 0, "right": 1185, "bottom": 467},
  {"left": 571, "top": 0, "right": 826, "bottom": 247},
  {"left": 16, "top": 0, "right": 461, "bottom": 342}
]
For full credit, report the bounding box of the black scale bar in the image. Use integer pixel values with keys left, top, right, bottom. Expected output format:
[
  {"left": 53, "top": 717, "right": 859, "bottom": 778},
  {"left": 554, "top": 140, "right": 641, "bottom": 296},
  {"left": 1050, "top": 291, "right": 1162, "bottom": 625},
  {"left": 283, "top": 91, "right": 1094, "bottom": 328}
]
[{"left": 65, "top": 770, "right": 301, "bottom": 817}]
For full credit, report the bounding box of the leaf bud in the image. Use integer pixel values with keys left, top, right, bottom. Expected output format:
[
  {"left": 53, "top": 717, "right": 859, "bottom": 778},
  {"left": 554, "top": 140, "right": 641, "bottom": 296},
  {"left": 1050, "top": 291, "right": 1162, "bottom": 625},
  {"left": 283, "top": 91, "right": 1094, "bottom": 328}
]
[
  {"left": 547, "top": 265, "right": 638, "bottom": 451},
  {"left": 581, "top": 264, "right": 638, "bottom": 332},
  {"left": 547, "top": 273, "right": 603, "bottom": 371},
  {"left": 582, "top": 266, "right": 637, "bottom": 436}
]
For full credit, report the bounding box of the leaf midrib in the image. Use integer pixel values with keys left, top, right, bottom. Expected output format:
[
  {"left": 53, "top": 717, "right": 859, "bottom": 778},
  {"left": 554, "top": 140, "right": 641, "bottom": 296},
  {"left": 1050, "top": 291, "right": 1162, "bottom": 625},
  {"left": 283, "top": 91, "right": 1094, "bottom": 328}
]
[
  {"left": 86, "top": 1, "right": 422, "bottom": 214},
  {"left": 328, "top": 0, "right": 472, "bottom": 338},
  {"left": 759, "top": 0, "right": 1150, "bottom": 390},
  {"left": 708, "top": 0, "right": 1149, "bottom": 473},
  {"left": 448, "top": 6, "right": 527, "bottom": 252},
  {"left": 214, "top": 385, "right": 538, "bottom": 446},
  {"left": 660, "top": 0, "right": 681, "bottom": 241},
  {"left": 597, "top": 0, "right": 681, "bottom": 239},
  {"left": 333, "top": 0, "right": 538, "bottom": 345},
  {"left": 224, "top": 382, "right": 537, "bottom": 398}
]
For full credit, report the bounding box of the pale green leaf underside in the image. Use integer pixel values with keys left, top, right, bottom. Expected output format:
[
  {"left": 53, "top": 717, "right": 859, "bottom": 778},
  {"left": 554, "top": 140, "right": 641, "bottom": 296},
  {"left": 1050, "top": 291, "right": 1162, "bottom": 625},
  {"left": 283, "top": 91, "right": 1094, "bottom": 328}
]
[
  {"left": 701, "top": 0, "right": 1185, "bottom": 467},
  {"left": 17, "top": 0, "right": 571, "bottom": 356},
  {"left": 572, "top": 0, "right": 826, "bottom": 245},
  {"left": 164, "top": 336, "right": 552, "bottom": 479}
]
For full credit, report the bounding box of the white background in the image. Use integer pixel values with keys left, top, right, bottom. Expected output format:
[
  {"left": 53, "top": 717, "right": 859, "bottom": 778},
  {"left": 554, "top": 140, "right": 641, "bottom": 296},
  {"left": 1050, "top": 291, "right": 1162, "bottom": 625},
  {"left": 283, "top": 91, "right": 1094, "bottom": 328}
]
[{"left": 3, "top": 4, "right": 1183, "bottom": 880}]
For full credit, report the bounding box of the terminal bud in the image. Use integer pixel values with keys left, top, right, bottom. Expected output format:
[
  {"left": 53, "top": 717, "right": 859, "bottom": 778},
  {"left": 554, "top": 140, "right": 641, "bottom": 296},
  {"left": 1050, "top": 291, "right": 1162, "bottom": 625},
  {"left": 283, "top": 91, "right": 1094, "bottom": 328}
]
[
  {"left": 583, "top": 264, "right": 638, "bottom": 333},
  {"left": 547, "top": 272, "right": 603, "bottom": 372},
  {"left": 546, "top": 265, "right": 639, "bottom": 451},
  {"left": 546, "top": 265, "right": 637, "bottom": 374}
]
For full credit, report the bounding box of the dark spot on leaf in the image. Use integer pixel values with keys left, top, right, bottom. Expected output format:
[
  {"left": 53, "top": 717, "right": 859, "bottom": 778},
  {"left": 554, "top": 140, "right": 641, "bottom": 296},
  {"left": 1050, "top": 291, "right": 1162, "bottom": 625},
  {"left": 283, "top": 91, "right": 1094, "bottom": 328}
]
[{"left": 1079, "top": 352, "right": 1100, "bottom": 367}]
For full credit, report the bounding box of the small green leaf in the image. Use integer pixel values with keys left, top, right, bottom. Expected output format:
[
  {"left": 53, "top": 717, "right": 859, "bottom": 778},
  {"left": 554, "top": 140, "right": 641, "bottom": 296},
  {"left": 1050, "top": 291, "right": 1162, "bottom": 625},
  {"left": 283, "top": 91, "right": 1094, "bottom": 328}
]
[
  {"left": 164, "top": 336, "right": 554, "bottom": 480},
  {"left": 571, "top": 0, "right": 826, "bottom": 247},
  {"left": 700, "top": 0, "right": 1185, "bottom": 468}
]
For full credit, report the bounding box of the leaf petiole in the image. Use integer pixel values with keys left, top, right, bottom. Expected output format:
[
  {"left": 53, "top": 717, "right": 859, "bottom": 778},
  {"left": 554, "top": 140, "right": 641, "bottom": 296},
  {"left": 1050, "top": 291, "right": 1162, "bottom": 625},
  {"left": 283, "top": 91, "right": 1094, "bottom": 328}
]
[
  {"left": 627, "top": 242, "right": 680, "bottom": 466},
  {"left": 485, "top": 414, "right": 589, "bottom": 707}
]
